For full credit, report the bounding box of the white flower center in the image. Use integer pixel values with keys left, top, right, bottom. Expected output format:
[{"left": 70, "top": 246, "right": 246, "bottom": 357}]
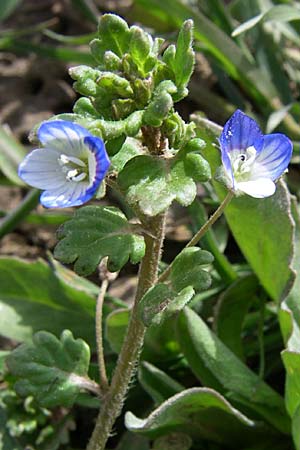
[
  {"left": 58, "top": 154, "right": 88, "bottom": 182},
  {"left": 230, "top": 146, "right": 257, "bottom": 182}
]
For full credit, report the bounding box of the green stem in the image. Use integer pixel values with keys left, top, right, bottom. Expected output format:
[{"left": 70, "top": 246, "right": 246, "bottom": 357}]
[
  {"left": 158, "top": 191, "right": 234, "bottom": 283},
  {"left": 0, "top": 189, "right": 40, "bottom": 239},
  {"left": 95, "top": 278, "right": 109, "bottom": 392},
  {"left": 86, "top": 213, "right": 166, "bottom": 450},
  {"left": 188, "top": 199, "right": 237, "bottom": 284}
]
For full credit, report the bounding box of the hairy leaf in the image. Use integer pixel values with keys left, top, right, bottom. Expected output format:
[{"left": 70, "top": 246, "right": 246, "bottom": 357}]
[
  {"left": 125, "top": 387, "right": 272, "bottom": 446},
  {"left": 118, "top": 144, "right": 210, "bottom": 216},
  {"left": 54, "top": 206, "right": 145, "bottom": 275},
  {"left": 6, "top": 330, "right": 93, "bottom": 408}
]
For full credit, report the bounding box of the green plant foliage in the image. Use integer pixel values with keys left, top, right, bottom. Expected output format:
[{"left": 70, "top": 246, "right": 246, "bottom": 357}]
[
  {"left": 125, "top": 387, "right": 273, "bottom": 446},
  {"left": 279, "top": 201, "right": 300, "bottom": 449},
  {"left": 152, "top": 432, "right": 192, "bottom": 450},
  {"left": 162, "top": 19, "right": 194, "bottom": 98},
  {"left": 54, "top": 14, "right": 197, "bottom": 147},
  {"left": 214, "top": 275, "right": 258, "bottom": 359},
  {"left": 0, "top": 407, "right": 23, "bottom": 450},
  {"left": 6, "top": 330, "right": 92, "bottom": 408},
  {"left": 0, "top": 257, "right": 97, "bottom": 346},
  {"left": 111, "top": 137, "right": 145, "bottom": 172},
  {"left": 91, "top": 14, "right": 130, "bottom": 64},
  {"left": 115, "top": 432, "right": 150, "bottom": 450},
  {"left": 54, "top": 206, "right": 145, "bottom": 275},
  {"left": 232, "top": 5, "right": 300, "bottom": 37},
  {"left": 138, "top": 361, "right": 184, "bottom": 404},
  {"left": 118, "top": 141, "right": 210, "bottom": 216},
  {"left": 138, "top": 284, "right": 194, "bottom": 327},
  {"left": 171, "top": 247, "right": 213, "bottom": 292},
  {"left": 105, "top": 308, "right": 130, "bottom": 354},
  {"left": 138, "top": 247, "right": 213, "bottom": 325},
  {"left": 0, "top": 125, "right": 26, "bottom": 186},
  {"left": 177, "top": 307, "right": 290, "bottom": 434}
]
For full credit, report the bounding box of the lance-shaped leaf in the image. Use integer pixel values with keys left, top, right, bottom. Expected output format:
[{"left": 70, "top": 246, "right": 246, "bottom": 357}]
[
  {"left": 163, "top": 19, "right": 195, "bottom": 96},
  {"left": 279, "top": 201, "right": 300, "bottom": 449},
  {"left": 118, "top": 141, "right": 210, "bottom": 216},
  {"left": 54, "top": 206, "right": 145, "bottom": 275},
  {"left": 214, "top": 275, "right": 258, "bottom": 360},
  {"left": 6, "top": 330, "right": 96, "bottom": 408},
  {"left": 125, "top": 387, "right": 275, "bottom": 446},
  {"left": 177, "top": 307, "right": 290, "bottom": 434}
]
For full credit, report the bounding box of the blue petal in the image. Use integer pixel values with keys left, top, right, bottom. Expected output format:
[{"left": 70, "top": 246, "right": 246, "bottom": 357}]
[
  {"left": 18, "top": 148, "right": 66, "bottom": 189},
  {"left": 38, "top": 120, "right": 90, "bottom": 143},
  {"left": 84, "top": 135, "right": 110, "bottom": 198},
  {"left": 220, "top": 110, "right": 264, "bottom": 154},
  {"left": 252, "top": 133, "right": 293, "bottom": 181},
  {"left": 41, "top": 183, "right": 89, "bottom": 208},
  {"left": 38, "top": 120, "right": 91, "bottom": 157}
]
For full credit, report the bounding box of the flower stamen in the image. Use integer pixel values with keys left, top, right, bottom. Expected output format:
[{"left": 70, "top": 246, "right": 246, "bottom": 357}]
[{"left": 59, "top": 153, "right": 88, "bottom": 182}]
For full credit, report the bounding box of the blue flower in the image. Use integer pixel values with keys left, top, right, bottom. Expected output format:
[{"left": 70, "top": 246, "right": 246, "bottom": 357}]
[
  {"left": 219, "top": 110, "right": 292, "bottom": 198},
  {"left": 19, "top": 120, "right": 110, "bottom": 208}
]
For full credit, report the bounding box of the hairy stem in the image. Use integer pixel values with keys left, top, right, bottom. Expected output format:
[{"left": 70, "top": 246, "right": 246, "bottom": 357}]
[
  {"left": 87, "top": 213, "right": 166, "bottom": 450},
  {"left": 95, "top": 278, "right": 109, "bottom": 392},
  {"left": 158, "top": 191, "right": 234, "bottom": 283}
]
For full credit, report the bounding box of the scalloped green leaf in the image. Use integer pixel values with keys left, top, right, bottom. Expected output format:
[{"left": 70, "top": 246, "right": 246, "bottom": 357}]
[
  {"left": 6, "top": 330, "right": 93, "bottom": 408},
  {"left": 138, "top": 284, "right": 194, "bottom": 326},
  {"left": 171, "top": 247, "right": 213, "bottom": 293},
  {"left": 54, "top": 206, "right": 145, "bottom": 275},
  {"left": 90, "top": 14, "right": 130, "bottom": 64},
  {"left": 177, "top": 307, "right": 290, "bottom": 433},
  {"left": 125, "top": 387, "right": 270, "bottom": 446},
  {"left": 118, "top": 146, "right": 210, "bottom": 216},
  {"left": 111, "top": 137, "right": 145, "bottom": 172},
  {"left": 138, "top": 247, "right": 213, "bottom": 326}
]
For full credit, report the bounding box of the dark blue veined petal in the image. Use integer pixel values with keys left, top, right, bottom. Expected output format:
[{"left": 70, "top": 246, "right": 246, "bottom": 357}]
[
  {"left": 252, "top": 133, "right": 293, "bottom": 181},
  {"left": 39, "top": 135, "right": 110, "bottom": 208},
  {"left": 84, "top": 135, "right": 110, "bottom": 193},
  {"left": 38, "top": 120, "right": 91, "bottom": 157},
  {"left": 220, "top": 110, "right": 264, "bottom": 154},
  {"left": 40, "top": 183, "right": 89, "bottom": 208}
]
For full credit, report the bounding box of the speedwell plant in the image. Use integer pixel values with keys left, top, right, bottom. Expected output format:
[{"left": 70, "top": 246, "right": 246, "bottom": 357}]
[{"left": 7, "top": 13, "right": 293, "bottom": 450}]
